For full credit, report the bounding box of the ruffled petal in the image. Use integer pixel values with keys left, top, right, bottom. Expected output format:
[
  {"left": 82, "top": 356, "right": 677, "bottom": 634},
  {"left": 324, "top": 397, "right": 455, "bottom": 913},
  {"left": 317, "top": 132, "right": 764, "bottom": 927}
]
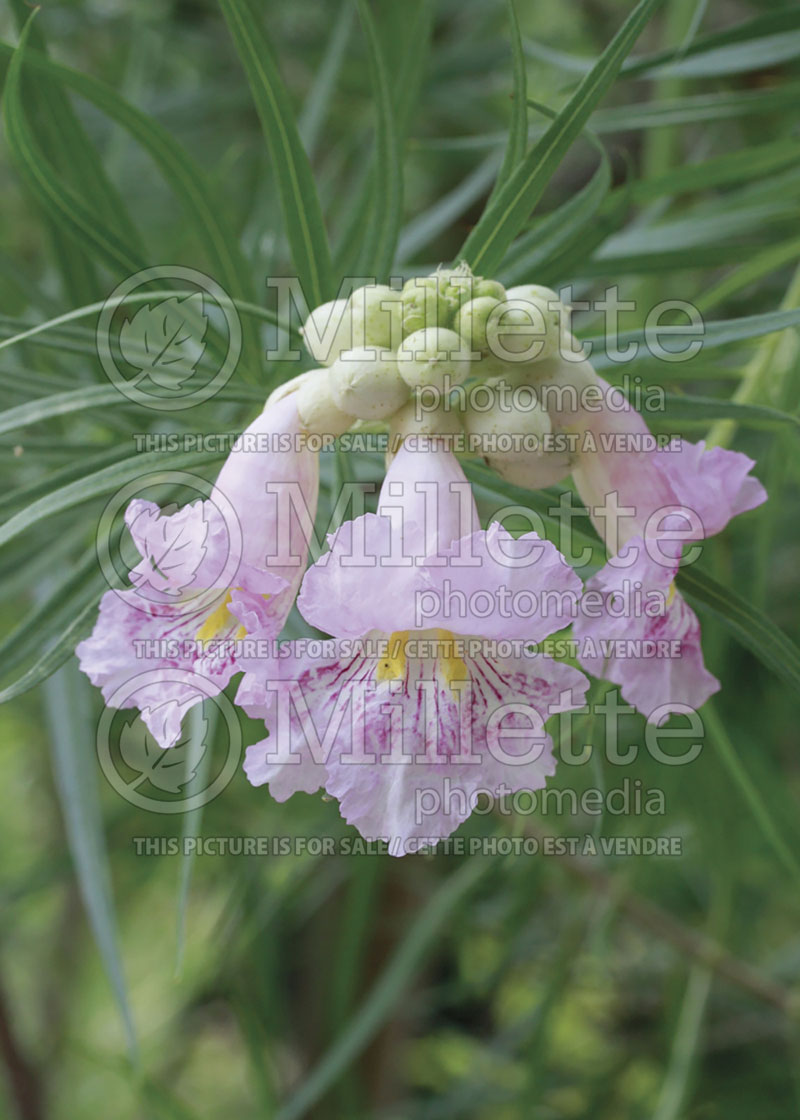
[
  {"left": 573, "top": 538, "right": 719, "bottom": 723},
  {"left": 76, "top": 589, "right": 239, "bottom": 747},
  {"left": 655, "top": 439, "right": 767, "bottom": 537},
  {"left": 418, "top": 522, "right": 582, "bottom": 642},
  {"left": 242, "top": 638, "right": 589, "bottom": 851}
]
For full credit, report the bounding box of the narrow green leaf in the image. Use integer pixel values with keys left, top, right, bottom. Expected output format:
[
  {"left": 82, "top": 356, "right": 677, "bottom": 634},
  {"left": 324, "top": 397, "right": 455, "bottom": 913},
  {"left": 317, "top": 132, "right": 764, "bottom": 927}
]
[
  {"left": 276, "top": 857, "right": 494, "bottom": 1120},
  {"left": 355, "top": 0, "right": 403, "bottom": 279},
  {"left": 298, "top": 3, "right": 354, "bottom": 158},
  {"left": 589, "top": 308, "right": 800, "bottom": 369},
  {"left": 0, "top": 449, "right": 225, "bottom": 552},
  {"left": 219, "top": 0, "right": 333, "bottom": 308},
  {"left": 398, "top": 153, "right": 500, "bottom": 263},
  {"left": 486, "top": 0, "right": 528, "bottom": 205},
  {"left": 3, "top": 18, "right": 145, "bottom": 276},
  {"left": 459, "top": 0, "right": 663, "bottom": 275},
  {"left": 500, "top": 148, "right": 611, "bottom": 283},
  {"left": 656, "top": 392, "right": 800, "bottom": 432},
  {"left": 0, "top": 37, "right": 260, "bottom": 363},
  {"left": 678, "top": 567, "right": 800, "bottom": 698},
  {"left": 8, "top": 0, "right": 140, "bottom": 247},
  {"left": 627, "top": 139, "right": 800, "bottom": 204},
  {"left": 703, "top": 704, "right": 800, "bottom": 888},
  {"left": 175, "top": 702, "right": 217, "bottom": 976},
  {"left": 42, "top": 659, "right": 137, "bottom": 1057}
]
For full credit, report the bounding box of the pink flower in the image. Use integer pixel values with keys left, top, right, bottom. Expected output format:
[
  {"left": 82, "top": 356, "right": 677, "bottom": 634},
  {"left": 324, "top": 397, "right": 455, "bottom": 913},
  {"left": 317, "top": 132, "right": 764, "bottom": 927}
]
[
  {"left": 530, "top": 356, "right": 766, "bottom": 719},
  {"left": 542, "top": 358, "right": 766, "bottom": 549},
  {"left": 573, "top": 536, "right": 719, "bottom": 724},
  {"left": 77, "top": 394, "right": 319, "bottom": 748},
  {"left": 238, "top": 439, "right": 588, "bottom": 853}
]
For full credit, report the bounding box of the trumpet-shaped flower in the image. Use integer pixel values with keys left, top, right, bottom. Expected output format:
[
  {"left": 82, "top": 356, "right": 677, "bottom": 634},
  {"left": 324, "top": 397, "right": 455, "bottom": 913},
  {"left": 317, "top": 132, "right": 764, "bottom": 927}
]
[
  {"left": 532, "top": 356, "right": 765, "bottom": 720},
  {"left": 77, "top": 394, "right": 318, "bottom": 748},
  {"left": 237, "top": 439, "right": 589, "bottom": 852},
  {"left": 573, "top": 536, "right": 720, "bottom": 723}
]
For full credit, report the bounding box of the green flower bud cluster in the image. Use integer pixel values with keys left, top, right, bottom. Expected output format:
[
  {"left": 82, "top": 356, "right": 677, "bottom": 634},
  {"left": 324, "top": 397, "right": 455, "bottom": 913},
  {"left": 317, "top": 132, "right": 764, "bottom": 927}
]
[{"left": 297, "top": 268, "right": 572, "bottom": 477}]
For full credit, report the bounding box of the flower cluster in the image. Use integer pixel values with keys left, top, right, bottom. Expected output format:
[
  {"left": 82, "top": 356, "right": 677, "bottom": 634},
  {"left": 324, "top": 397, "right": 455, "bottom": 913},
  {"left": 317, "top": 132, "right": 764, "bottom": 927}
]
[{"left": 78, "top": 267, "right": 766, "bottom": 852}]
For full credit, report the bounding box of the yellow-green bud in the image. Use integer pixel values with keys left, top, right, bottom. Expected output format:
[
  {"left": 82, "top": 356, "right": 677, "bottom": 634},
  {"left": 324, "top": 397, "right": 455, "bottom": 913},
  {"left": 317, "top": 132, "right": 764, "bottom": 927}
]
[
  {"left": 328, "top": 347, "right": 409, "bottom": 420},
  {"left": 463, "top": 376, "right": 552, "bottom": 449},
  {"left": 348, "top": 284, "right": 404, "bottom": 351},
  {"left": 396, "top": 327, "right": 470, "bottom": 393},
  {"left": 400, "top": 277, "right": 449, "bottom": 335},
  {"left": 473, "top": 278, "right": 506, "bottom": 302},
  {"left": 487, "top": 446, "right": 574, "bottom": 490},
  {"left": 503, "top": 285, "right": 570, "bottom": 362},
  {"left": 300, "top": 299, "right": 354, "bottom": 366},
  {"left": 454, "top": 296, "right": 502, "bottom": 355},
  {"left": 296, "top": 369, "right": 353, "bottom": 437},
  {"left": 435, "top": 263, "right": 477, "bottom": 311},
  {"left": 484, "top": 297, "right": 560, "bottom": 363}
]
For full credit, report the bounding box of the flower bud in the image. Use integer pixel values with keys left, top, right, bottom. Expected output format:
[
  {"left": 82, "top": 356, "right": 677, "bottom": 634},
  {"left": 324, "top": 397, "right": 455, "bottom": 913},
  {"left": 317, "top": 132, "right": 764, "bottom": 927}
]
[
  {"left": 463, "top": 376, "right": 551, "bottom": 449},
  {"left": 396, "top": 327, "right": 470, "bottom": 393},
  {"left": 328, "top": 348, "right": 409, "bottom": 420},
  {"left": 387, "top": 398, "right": 463, "bottom": 460},
  {"left": 473, "top": 278, "right": 506, "bottom": 303},
  {"left": 300, "top": 299, "right": 354, "bottom": 366},
  {"left": 504, "top": 284, "right": 570, "bottom": 361},
  {"left": 435, "top": 263, "right": 477, "bottom": 311},
  {"left": 487, "top": 446, "right": 574, "bottom": 490},
  {"left": 454, "top": 296, "right": 502, "bottom": 354},
  {"left": 484, "top": 297, "right": 561, "bottom": 363},
  {"left": 348, "top": 284, "right": 404, "bottom": 351},
  {"left": 296, "top": 369, "right": 353, "bottom": 437},
  {"left": 400, "top": 277, "right": 449, "bottom": 335}
]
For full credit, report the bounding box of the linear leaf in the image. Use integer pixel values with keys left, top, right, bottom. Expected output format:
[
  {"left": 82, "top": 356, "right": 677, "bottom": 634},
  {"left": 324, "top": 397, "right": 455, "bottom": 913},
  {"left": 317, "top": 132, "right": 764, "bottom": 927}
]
[
  {"left": 0, "top": 449, "right": 225, "bottom": 551},
  {"left": 42, "top": 660, "right": 137, "bottom": 1056},
  {"left": 3, "top": 18, "right": 145, "bottom": 276},
  {"left": 219, "top": 0, "right": 333, "bottom": 308},
  {"left": 355, "top": 0, "right": 403, "bottom": 279},
  {"left": 678, "top": 567, "right": 800, "bottom": 698},
  {"left": 486, "top": 0, "right": 528, "bottom": 205},
  {"left": 0, "top": 38, "right": 260, "bottom": 363},
  {"left": 588, "top": 308, "right": 800, "bottom": 369},
  {"left": 459, "top": 0, "right": 663, "bottom": 275},
  {"left": 276, "top": 857, "right": 494, "bottom": 1120}
]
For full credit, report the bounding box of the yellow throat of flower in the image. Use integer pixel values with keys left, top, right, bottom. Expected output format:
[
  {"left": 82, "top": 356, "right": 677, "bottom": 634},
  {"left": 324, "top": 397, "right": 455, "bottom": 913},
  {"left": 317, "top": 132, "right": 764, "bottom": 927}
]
[
  {"left": 195, "top": 591, "right": 247, "bottom": 642},
  {"left": 375, "top": 629, "right": 469, "bottom": 692}
]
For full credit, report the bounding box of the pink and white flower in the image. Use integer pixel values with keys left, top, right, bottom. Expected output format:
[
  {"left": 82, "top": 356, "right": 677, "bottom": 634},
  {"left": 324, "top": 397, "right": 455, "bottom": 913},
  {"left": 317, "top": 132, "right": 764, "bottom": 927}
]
[
  {"left": 237, "top": 439, "right": 589, "bottom": 852},
  {"left": 537, "top": 356, "right": 766, "bottom": 719},
  {"left": 77, "top": 393, "right": 319, "bottom": 748},
  {"left": 573, "top": 535, "right": 720, "bottom": 724}
]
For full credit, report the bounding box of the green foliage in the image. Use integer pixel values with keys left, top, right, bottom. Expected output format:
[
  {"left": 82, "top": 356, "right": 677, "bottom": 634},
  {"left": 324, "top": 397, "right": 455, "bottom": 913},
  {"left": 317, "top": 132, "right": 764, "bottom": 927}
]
[{"left": 0, "top": 1, "right": 799, "bottom": 1117}]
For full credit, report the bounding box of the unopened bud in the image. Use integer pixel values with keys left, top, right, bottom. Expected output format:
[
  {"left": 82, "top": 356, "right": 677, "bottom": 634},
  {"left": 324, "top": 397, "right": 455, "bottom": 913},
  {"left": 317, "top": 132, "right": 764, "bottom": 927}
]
[
  {"left": 400, "top": 277, "right": 449, "bottom": 335},
  {"left": 300, "top": 299, "right": 354, "bottom": 366},
  {"left": 396, "top": 327, "right": 470, "bottom": 393},
  {"left": 296, "top": 369, "right": 353, "bottom": 437},
  {"left": 504, "top": 285, "right": 570, "bottom": 361},
  {"left": 463, "top": 376, "right": 552, "bottom": 450},
  {"left": 348, "top": 284, "right": 404, "bottom": 350},
  {"left": 454, "top": 296, "right": 503, "bottom": 354},
  {"left": 487, "top": 446, "right": 574, "bottom": 490},
  {"left": 328, "top": 348, "right": 409, "bottom": 420}
]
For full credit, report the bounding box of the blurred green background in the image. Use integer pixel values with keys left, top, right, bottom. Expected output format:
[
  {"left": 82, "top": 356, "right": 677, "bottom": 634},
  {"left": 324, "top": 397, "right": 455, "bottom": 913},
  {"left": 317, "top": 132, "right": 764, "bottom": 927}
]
[{"left": 1, "top": 0, "right": 800, "bottom": 1117}]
